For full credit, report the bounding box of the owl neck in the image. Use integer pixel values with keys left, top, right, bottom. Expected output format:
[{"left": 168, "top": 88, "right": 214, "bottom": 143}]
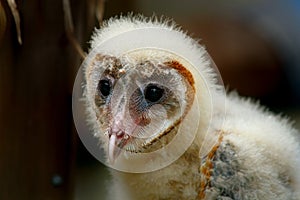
[{"left": 110, "top": 139, "right": 202, "bottom": 199}]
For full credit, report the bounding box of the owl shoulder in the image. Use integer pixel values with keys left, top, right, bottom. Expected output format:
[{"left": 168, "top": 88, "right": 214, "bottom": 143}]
[{"left": 213, "top": 92, "right": 300, "bottom": 198}]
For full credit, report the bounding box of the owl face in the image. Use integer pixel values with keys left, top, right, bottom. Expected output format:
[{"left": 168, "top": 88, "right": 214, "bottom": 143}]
[
  {"left": 85, "top": 51, "right": 195, "bottom": 163},
  {"left": 73, "top": 16, "right": 225, "bottom": 172}
]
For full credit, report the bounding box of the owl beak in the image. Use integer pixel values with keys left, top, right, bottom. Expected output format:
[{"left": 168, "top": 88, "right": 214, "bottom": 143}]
[{"left": 108, "top": 130, "right": 130, "bottom": 164}]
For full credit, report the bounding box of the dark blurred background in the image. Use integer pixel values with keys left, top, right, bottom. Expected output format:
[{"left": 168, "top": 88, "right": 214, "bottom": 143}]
[{"left": 0, "top": 0, "right": 299, "bottom": 199}]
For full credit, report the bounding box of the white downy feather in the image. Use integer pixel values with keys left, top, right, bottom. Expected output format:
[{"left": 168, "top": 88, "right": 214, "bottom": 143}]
[{"left": 85, "top": 15, "right": 300, "bottom": 200}]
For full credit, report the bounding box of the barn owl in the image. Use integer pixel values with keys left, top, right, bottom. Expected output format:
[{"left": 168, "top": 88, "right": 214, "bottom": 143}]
[{"left": 72, "top": 15, "right": 300, "bottom": 200}]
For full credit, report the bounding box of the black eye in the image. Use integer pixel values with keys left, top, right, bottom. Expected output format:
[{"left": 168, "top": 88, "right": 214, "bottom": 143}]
[
  {"left": 98, "top": 79, "right": 111, "bottom": 97},
  {"left": 144, "top": 84, "right": 164, "bottom": 103}
]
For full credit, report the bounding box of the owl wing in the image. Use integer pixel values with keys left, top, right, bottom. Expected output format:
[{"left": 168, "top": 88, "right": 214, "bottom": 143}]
[{"left": 199, "top": 93, "right": 300, "bottom": 200}]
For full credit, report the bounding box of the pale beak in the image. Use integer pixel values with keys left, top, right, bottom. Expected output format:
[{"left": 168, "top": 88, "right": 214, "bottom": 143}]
[{"left": 108, "top": 130, "right": 130, "bottom": 164}]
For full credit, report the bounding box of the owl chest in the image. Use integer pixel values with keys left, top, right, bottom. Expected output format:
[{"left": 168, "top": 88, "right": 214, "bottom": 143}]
[
  {"left": 114, "top": 144, "right": 202, "bottom": 199},
  {"left": 112, "top": 137, "right": 295, "bottom": 200}
]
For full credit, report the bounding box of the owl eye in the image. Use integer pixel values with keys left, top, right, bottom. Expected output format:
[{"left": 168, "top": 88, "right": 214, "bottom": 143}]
[
  {"left": 98, "top": 79, "right": 111, "bottom": 97},
  {"left": 144, "top": 84, "right": 165, "bottom": 103}
]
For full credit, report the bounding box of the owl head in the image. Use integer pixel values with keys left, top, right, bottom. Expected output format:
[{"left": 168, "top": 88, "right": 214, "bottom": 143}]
[{"left": 74, "top": 15, "right": 225, "bottom": 173}]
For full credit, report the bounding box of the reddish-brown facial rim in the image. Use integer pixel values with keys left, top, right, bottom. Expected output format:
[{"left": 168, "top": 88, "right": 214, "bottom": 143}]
[{"left": 164, "top": 60, "right": 195, "bottom": 92}]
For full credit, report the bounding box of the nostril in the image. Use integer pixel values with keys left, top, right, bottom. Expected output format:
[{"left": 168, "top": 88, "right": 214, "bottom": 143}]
[
  {"left": 108, "top": 128, "right": 126, "bottom": 139},
  {"left": 116, "top": 130, "right": 125, "bottom": 138}
]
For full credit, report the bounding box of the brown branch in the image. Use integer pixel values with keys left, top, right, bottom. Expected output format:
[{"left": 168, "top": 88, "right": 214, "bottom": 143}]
[
  {"left": 7, "top": 0, "right": 22, "bottom": 44},
  {"left": 62, "top": 0, "right": 106, "bottom": 59},
  {"left": 96, "top": 0, "right": 105, "bottom": 26},
  {"left": 62, "top": 0, "right": 86, "bottom": 59},
  {"left": 0, "top": 1, "right": 7, "bottom": 42}
]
